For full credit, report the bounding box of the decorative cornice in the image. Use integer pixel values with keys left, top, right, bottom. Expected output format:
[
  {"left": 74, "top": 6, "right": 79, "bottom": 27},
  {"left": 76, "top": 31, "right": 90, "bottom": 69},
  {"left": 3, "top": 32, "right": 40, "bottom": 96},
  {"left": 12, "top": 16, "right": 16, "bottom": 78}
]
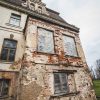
[{"left": 22, "top": 0, "right": 49, "bottom": 15}]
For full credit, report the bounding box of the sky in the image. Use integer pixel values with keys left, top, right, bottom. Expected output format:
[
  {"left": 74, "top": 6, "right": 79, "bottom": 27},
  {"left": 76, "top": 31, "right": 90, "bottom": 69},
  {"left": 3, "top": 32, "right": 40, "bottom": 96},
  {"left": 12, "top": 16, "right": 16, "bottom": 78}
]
[{"left": 43, "top": 0, "right": 100, "bottom": 67}]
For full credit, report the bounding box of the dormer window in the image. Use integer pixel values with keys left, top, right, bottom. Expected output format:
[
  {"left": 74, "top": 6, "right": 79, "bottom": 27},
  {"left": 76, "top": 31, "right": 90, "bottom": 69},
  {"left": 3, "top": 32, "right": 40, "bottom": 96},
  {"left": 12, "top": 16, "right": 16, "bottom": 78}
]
[
  {"left": 30, "top": 3, "right": 35, "bottom": 11},
  {"left": 38, "top": 6, "right": 42, "bottom": 13}
]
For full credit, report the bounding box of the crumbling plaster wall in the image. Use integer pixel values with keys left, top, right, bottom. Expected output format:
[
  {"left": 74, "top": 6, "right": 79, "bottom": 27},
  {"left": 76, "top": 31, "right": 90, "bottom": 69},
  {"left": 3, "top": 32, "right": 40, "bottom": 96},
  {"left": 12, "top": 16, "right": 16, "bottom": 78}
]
[
  {"left": 20, "top": 63, "right": 96, "bottom": 100},
  {"left": 0, "top": 6, "right": 27, "bottom": 100},
  {"left": 24, "top": 18, "right": 86, "bottom": 64},
  {"left": 20, "top": 17, "right": 96, "bottom": 100},
  {"left": 0, "top": 29, "right": 25, "bottom": 71},
  {"left": 0, "top": 5, "right": 27, "bottom": 71}
]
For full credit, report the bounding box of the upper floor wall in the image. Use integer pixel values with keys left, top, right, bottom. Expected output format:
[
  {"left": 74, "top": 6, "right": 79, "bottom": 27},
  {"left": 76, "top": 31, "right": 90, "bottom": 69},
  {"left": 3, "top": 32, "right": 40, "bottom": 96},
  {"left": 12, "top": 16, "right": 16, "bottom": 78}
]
[
  {"left": 0, "top": 5, "right": 27, "bottom": 71},
  {"left": 0, "top": 5, "right": 27, "bottom": 32},
  {"left": 25, "top": 17, "right": 86, "bottom": 66},
  {"left": 0, "top": 4, "right": 86, "bottom": 71}
]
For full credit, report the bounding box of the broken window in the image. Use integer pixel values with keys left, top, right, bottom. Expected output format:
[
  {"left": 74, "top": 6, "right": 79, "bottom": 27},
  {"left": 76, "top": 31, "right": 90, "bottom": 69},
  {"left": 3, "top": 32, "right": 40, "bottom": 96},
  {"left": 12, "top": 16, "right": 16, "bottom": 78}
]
[
  {"left": 0, "top": 79, "right": 10, "bottom": 97},
  {"left": 54, "top": 73, "right": 68, "bottom": 94},
  {"left": 63, "top": 35, "right": 78, "bottom": 57},
  {"left": 38, "top": 28, "right": 54, "bottom": 53},
  {"left": 1, "top": 39, "right": 17, "bottom": 62},
  {"left": 9, "top": 13, "right": 21, "bottom": 26}
]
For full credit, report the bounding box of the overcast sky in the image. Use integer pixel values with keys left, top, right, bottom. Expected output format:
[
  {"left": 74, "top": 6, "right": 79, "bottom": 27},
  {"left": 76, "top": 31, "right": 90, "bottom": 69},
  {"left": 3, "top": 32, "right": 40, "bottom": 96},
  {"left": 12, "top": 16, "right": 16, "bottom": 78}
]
[{"left": 43, "top": 0, "right": 100, "bottom": 67}]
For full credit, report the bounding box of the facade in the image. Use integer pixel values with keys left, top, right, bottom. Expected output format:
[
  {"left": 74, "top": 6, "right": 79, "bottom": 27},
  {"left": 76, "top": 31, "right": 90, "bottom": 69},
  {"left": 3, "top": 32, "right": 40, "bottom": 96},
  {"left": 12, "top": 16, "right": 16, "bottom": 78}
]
[{"left": 0, "top": 0, "right": 96, "bottom": 100}]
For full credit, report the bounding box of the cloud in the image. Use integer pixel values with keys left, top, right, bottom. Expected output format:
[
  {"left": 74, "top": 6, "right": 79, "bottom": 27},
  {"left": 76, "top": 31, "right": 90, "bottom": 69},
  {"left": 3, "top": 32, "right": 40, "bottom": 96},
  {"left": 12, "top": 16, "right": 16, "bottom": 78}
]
[{"left": 43, "top": 0, "right": 100, "bottom": 66}]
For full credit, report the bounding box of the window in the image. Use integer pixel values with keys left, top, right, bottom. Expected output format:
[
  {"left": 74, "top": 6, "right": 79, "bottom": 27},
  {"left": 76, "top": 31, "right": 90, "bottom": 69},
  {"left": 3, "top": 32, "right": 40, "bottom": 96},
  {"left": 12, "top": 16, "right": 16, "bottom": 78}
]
[
  {"left": 38, "top": 7, "right": 42, "bottom": 13},
  {"left": 54, "top": 73, "right": 68, "bottom": 94},
  {"left": 1, "top": 39, "right": 17, "bottom": 62},
  {"left": 30, "top": 3, "right": 35, "bottom": 11},
  {"left": 22, "top": 0, "right": 26, "bottom": 2},
  {"left": 0, "top": 79, "right": 10, "bottom": 97},
  {"left": 63, "top": 35, "right": 78, "bottom": 57},
  {"left": 38, "top": 28, "right": 54, "bottom": 53},
  {"left": 9, "top": 13, "right": 21, "bottom": 26}
]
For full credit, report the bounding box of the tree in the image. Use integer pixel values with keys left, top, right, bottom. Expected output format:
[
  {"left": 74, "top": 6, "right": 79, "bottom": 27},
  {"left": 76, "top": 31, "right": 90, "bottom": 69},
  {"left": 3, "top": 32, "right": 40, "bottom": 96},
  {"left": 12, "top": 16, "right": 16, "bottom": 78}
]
[
  {"left": 90, "top": 66, "right": 95, "bottom": 79},
  {"left": 95, "top": 59, "right": 100, "bottom": 79}
]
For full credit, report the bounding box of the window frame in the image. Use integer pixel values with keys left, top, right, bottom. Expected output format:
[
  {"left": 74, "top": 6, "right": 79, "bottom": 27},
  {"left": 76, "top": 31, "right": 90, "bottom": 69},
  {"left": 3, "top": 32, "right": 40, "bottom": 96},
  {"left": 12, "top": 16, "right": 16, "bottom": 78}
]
[
  {"left": 9, "top": 13, "right": 21, "bottom": 27},
  {"left": 30, "top": 3, "right": 35, "bottom": 11},
  {"left": 62, "top": 34, "right": 79, "bottom": 57},
  {"left": 0, "top": 39, "right": 17, "bottom": 62},
  {"left": 37, "top": 27, "right": 55, "bottom": 54},
  {"left": 0, "top": 79, "right": 10, "bottom": 97},
  {"left": 53, "top": 72, "right": 69, "bottom": 95},
  {"left": 38, "top": 6, "right": 42, "bottom": 13}
]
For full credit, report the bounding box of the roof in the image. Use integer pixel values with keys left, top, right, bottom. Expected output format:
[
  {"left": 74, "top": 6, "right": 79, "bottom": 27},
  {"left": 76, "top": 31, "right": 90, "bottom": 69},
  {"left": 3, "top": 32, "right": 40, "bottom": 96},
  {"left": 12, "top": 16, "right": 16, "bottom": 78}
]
[
  {"left": 47, "top": 8, "right": 68, "bottom": 25},
  {"left": 0, "top": 0, "right": 79, "bottom": 32}
]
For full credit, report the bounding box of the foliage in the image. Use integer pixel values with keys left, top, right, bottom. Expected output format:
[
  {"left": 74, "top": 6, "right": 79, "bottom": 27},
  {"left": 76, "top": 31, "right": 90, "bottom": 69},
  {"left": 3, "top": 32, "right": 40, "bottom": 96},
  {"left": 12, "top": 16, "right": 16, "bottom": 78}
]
[
  {"left": 95, "top": 59, "right": 100, "bottom": 79},
  {"left": 93, "top": 80, "right": 100, "bottom": 96}
]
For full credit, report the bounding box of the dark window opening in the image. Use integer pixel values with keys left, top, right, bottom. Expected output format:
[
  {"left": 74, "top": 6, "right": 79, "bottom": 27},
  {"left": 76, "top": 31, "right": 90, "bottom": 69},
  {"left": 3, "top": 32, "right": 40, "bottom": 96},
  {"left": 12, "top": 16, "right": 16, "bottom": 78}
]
[
  {"left": 0, "top": 79, "right": 10, "bottom": 97},
  {"left": 38, "top": 7, "right": 42, "bottom": 13},
  {"left": 30, "top": 3, "right": 35, "bottom": 10},
  {"left": 1, "top": 39, "right": 17, "bottom": 62},
  {"left": 54, "top": 73, "right": 68, "bottom": 94}
]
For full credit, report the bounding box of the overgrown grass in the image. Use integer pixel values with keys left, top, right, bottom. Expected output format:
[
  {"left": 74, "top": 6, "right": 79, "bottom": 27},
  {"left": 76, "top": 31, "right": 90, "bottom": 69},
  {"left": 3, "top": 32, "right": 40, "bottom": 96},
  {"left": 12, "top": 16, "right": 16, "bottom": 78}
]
[{"left": 93, "top": 80, "right": 100, "bottom": 97}]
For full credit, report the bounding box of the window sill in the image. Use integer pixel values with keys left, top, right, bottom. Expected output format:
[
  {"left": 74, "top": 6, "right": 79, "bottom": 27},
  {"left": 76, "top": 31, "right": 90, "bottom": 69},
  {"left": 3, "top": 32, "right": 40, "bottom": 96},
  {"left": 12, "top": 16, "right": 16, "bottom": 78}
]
[
  {"left": 65, "top": 55, "right": 81, "bottom": 59},
  {"left": 51, "top": 91, "right": 80, "bottom": 97},
  {"left": 0, "top": 61, "right": 13, "bottom": 64},
  {"left": 6, "top": 23, "right": 22, "bottom": 29},
  {"left": 36, "top": 51, "right": 58, "bottom": 56},
  {"left": 0, "top": 95, "right": 9, "bottom": 99}
]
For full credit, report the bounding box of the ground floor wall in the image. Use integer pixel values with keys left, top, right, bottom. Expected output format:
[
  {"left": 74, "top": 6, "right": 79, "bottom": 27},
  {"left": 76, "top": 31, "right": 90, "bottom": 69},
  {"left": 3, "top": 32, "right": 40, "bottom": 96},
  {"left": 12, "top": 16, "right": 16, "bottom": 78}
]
[
  {"left": 0, "top": 71, "right": 19, "bottom": 100},
  {"left": 19, "top": 63, "right": 96, "bottom": 100},
  {"left": 0, "top": 64, "right": 96, "bottom": 100}
]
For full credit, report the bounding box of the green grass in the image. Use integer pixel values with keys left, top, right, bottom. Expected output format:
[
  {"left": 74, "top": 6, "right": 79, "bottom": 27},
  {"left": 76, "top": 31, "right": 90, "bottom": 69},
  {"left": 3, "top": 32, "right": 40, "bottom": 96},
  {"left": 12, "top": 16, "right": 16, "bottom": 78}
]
[{"left": 93, "top": 80, "right": 100, "bottom": 96}]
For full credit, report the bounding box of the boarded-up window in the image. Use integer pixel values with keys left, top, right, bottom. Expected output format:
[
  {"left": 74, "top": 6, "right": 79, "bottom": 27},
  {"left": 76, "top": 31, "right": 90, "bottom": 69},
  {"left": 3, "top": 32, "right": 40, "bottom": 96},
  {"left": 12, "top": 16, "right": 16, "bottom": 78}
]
[
  {"left": 0, "top": 79, "right": 10, "bottom": 97},
  {"left": 63, "top": 35, "right": 77, "bottom": 56},
  {"left": 1, "top": 39, "right": 17, "bottom": 62},
  {"left": 38, "top": 28, "right": 54, "bottom": 53},
  {"left": 54, "top": 73, "right": 68, "bottom": 94}
]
